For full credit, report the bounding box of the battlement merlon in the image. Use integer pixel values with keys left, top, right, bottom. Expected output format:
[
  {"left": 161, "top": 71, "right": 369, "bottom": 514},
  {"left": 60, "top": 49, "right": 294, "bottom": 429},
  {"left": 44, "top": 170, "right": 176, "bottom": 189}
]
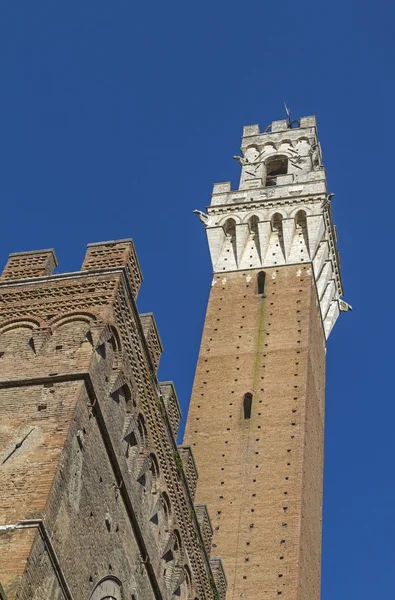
[
  {"left": 242, "top": 115, "right": 317, "bottom": 138},
  {"left": 1, "top": 248, "right": 58, "bottom": 280}
]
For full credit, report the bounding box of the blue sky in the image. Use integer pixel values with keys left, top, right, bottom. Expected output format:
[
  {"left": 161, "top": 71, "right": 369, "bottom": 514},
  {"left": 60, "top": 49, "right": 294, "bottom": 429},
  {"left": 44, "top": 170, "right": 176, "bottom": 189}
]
[{"left": 0, "top": 1, "right": 394, "bottom": 597}]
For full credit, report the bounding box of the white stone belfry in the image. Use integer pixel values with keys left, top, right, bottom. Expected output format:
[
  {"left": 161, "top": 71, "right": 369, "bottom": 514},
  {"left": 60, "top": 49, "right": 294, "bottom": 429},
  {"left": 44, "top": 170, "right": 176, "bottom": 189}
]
[{"left": 197, "top": 115, "right": 347, "bottom": 338}]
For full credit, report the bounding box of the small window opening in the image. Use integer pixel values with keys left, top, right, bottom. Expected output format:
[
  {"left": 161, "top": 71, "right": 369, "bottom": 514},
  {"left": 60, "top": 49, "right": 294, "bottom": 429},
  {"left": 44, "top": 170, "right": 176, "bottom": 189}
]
[
  {"left": 243, "top": 393, "right": 253, "bottom": 419},
  {"left": 272, "top": 213, "right": 283, "bottom": 233},
  {"left": 249, "top": 215, "right": 259, "bottom": 234},
  {"left": 257, "top": 271, "right": 266, "bottom": 295},
  {"left": 266, "top": 156, "right": 288, "bottom": 187},
  {"left": 224, "top": 218, "right": 236, "bottom": 238}
]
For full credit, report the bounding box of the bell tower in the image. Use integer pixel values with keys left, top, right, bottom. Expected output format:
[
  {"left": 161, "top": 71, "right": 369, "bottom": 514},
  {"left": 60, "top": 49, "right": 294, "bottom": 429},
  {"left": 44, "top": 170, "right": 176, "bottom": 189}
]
[{"left": 184, "top": 115, "right": 349, "bottom": 600}]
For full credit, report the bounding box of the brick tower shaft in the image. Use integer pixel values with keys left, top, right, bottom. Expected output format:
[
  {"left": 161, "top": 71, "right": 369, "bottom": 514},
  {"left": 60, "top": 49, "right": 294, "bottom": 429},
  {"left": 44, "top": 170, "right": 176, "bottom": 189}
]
[{"left": 184, "top": 115, "right": 347, "bottom": 600}]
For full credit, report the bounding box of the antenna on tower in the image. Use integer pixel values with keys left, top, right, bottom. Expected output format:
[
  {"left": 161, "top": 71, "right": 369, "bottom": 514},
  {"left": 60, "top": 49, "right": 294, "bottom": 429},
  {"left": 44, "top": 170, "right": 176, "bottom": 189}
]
[
  {"left": 284, "top": 102, "right": 291, "bottom": 126},
  {"left": 284, "top": 102, "right": 300, "bottom": 128}
]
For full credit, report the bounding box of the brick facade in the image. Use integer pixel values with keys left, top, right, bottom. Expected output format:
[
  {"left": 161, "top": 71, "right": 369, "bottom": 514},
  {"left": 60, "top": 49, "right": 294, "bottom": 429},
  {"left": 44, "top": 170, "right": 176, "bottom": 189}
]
[
  {"left": 184, "top": 266, "right": 325, "bottom": 600},
  {"left": 0, "top": 241, "right": 226, "bottom": 600}
]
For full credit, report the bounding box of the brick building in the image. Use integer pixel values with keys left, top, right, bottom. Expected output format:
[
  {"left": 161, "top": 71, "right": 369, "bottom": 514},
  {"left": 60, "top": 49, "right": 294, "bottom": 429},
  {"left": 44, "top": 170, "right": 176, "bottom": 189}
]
[
  {"left": 0, "top": 241, "right": 226, "bottom": 600},
  {"left": 184, "top": 115, "right": 349, "bottom": 600},
  {"left": 0, "top": 114, "right": 347, "bottom": 600}
]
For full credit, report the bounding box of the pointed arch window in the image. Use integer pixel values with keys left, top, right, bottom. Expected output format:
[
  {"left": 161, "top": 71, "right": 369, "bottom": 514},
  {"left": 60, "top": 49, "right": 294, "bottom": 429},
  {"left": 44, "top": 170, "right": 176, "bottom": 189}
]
[
  {"left": 224, "top": 218, "right": 236, "bottom": 238},
  {"left": 248, "top": 215, "right": 259, "bottom": 234},
  {"left": 243, "top": 393, "right": 253, "bottom": 419},
  {"left": 257, "top": 271, "right": 266, "bottom": 295},
  {"left": 295, "top": 209, "right": 307, "bottom": 229}
]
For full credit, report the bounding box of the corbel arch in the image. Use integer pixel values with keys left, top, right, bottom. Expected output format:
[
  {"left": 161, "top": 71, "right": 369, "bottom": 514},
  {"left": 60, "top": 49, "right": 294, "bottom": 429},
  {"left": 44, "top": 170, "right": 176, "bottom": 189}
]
[
  {"left": 41, "top": 313, "right": 95, "bottom": 355},
  {"left": 223, "top": 218, "right": 237, "bottom": 238},
  {"left": 48, "top": 311, "right": 97, "bottom": 329},
  {"left": 218, "top": 214, "right": 241, "bottom": 228},
  {"left": 243, "top": 144, "right": 260, "bottom": 162},
  {"left": 277, "top": 139, "right": 294, "bottom": 153},
  {"left": 245, "top": 214, "right": 260, "bottom": 233},
  {"left": 175, "top": 564, "right": 193, "bottom": 600},
  {"left": 163, "top": 529, "right": 184, "bottom": 589},
  {"left": 262, "top": 142, "right": 276, "bottom": 153},
  {"left": 89, "top": 576, "right": 123, "bottom": 600},
  {"left": 0, "top": 317, "right": 41, "bottom": 334},
  {"left": 269, "top": 210, "right": 286, "bottom": 225},
  {"left": 289, "top": 205, "right": 311, "bottom": 218},
  {"left": 295, "top": 209, "right": 308, "bottom": 225},
  {"left": 0, "top": 318, "right": 41, "bottom": 358},
  {"left": 243, "top": 212, "right": 262, "bottom": 225},
  {"left": 108, "top": 324, "right": 123, "bottom": 354}
]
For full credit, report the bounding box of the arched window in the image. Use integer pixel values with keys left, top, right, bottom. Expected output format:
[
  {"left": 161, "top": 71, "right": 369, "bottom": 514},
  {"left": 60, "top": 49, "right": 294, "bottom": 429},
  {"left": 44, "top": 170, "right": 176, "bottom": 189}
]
[
  {"left": 223, "top": 218, "right": 236, "bottom": 238},
  {"left": 257, "top": 271, "right": 266, "bottom": 295},
  {"left": 271, "top": 213, "right": 283, "bottom": 233},
  {"left": 137, "top": 414, "right": 148, "bottom": 449},
  {"left": 89, "top": 577, "right": 122, "bottom": 600},
  {"left": 161, "top": 491, "right": 171, "bottom": 526},
  {"left": 248, "top": 215, "right": 259, "bottom": 234},
  {"left": 243, "top": 393, "right": 253, "bottom": 419},
  {"left": 123, "top": 412, "right": 147, "bottom": 466},
  {"left": 265, "top": 156, "right": 288, "bottom": 187},
  {"left": 124, "top": 428, "right": 138, "bottom": 461},
  {"left": 0, "top": 324, "right": 37, "bottom": 359},
  {"left": 295, "top": 209, "right": 307, "bottom": 228},
  {"left": 148, "top": 453, "right": 160, "bottom": 493},
  {"left": 163, "top": 530, "right": 182, "bottom": 589},
  {"left": 111, "top": 383, "right": 133, "bottom": 406},
  {"left": 175, "top": 565, "right": 193, "bottom": 600}
]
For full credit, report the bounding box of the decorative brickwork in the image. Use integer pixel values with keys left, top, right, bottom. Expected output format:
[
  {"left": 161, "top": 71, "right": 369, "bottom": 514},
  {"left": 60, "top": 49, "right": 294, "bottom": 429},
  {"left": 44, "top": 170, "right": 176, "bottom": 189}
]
[
  {"left": 159, "top": 381, "right": 182, "bottom": 440},
  {"left": 209, "top": 558, "right": 227, "bottom": 600},
  {"left": 178, "top": 446, "right": 199, "bottom": 500},
  {"left": 194, "top": 504, "right": 213, "bottom": 556},
  {"left": 1, "top": 249, "right": 57, "bottom": 280},
  {"left": 81, "top": 239, "right": 142, "bottom": 299},
  {"left": 0, "top": 240, "right": 225, "bottom": 600},
  {"left": 140, "top": 313, "right": 163, "bottom": 372}
]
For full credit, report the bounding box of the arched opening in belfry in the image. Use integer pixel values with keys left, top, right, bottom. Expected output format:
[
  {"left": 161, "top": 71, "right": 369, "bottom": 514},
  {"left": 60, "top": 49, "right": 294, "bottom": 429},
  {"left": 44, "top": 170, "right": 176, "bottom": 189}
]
[
  {"left": 224, "top": 218, "right": 236, "bottom": 238},
  {"left": 222, "top": 217, "right": 238, "bottom": 268},
  {"left": 243, "top": 393, "right": 253, "bottom": 419},
  {"left": 295, "top": 209, "right": 309, "bottom": 260},
  {"left": 271, "top": 212, "right": 283, "bottom": 232},
  {"left": 295, "top": 209, "right": 307, "bottom": 228},
  {"left": 257, "top": 271, "right": 266, "bottom": 295},
  {"left": 248, "top": 215, "right": 259, "bottom": 234},
  {"left": 265, "top": 155, "right": 288, "bottom": 186},
  {"left": 270, "top": 212, "right": 286, "bottom": 262}
]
